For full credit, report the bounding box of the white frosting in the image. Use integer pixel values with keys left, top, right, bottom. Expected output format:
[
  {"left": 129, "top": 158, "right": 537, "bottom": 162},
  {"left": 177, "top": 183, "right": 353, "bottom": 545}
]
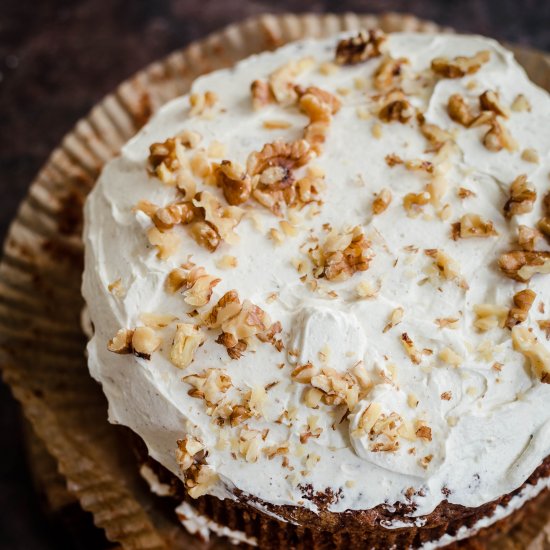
[{"left": 82, "top": 31, "right": 550, "bottom": 525}]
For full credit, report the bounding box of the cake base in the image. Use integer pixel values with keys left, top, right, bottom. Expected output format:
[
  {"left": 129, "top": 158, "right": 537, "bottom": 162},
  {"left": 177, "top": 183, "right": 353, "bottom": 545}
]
[{"left": 131, "top": 432, "right": 550, "bottom": 549}]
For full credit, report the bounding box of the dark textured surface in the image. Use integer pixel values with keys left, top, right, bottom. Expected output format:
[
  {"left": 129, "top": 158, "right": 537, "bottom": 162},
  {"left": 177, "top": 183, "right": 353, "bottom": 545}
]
[{"left": 0, "top": 1, "right": 549, "bottom": 548}]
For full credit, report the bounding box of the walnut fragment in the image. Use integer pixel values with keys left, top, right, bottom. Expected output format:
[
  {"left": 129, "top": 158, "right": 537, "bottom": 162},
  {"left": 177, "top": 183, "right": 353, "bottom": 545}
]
[
  {"left": 499, "top": 251, "right": 550, "bottom": 282},
  {"left": 506, "top": 289, "right": 536, "bottom": 329},
  {"left": 503, "top": 175, "right": 536, "bottom": 218},
  {"left": 431, "top": 50, "right": 490, "bottom": 78},
  {"left": 170, "top": 323, "right": 206, "bottom": 369},
  {"left": 335, "top": 30, "right": 386, "bottom": 65}
]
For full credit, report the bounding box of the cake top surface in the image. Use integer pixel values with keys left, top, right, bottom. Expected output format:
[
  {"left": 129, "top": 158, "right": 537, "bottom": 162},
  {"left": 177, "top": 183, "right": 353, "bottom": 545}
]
[{"left": 82, "top": 30, "right": 550, "bottom": 520}]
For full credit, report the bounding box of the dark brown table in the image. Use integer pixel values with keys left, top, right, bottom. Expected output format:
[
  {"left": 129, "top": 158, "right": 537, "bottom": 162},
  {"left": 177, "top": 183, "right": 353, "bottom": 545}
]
[{"left": 1, "top": 1, "right": 550, "bottom": 548}]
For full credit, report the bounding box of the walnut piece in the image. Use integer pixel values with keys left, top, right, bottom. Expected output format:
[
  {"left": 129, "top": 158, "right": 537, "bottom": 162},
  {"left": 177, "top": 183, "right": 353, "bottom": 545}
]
[
  {"left": 372, "top": 188, "right": 392, "bottom": 215},
  {"left": 268, "top": 57, "right": 314, "bottom": 105},
  {"left": 401, "top": 332, "right": 422, "bottom": 364},
  {"left": 183, "top": 368, "right": 232, "bottom": 404},
  {"left": 503, "top": 175, "right": 536, "bottom": 218},
  {"left": 176, "top": 435, "right": 205, "bottom": 472},
  {"left": 170, "top": 323, "right": 206, "bottom": 369},
  {"left": 250, "top": 79, "right": 273, "bottom": 109},
  {"left": 378, "top": 90, "right": 414, "bottom": 123},
  {"left": 499, "top": 250, "right": 550, "bottom": 282},
  {"left": 473, "top": 304, "right": 508, "bottom": 332},
  {"left": 309, "top": 225, "right": 374, "bottom": 281},
  {"left": 517, "top": 225, "right": 541, "bottom": 251},
  {"left": 479, "top": 90, "right": 509, "bottom": 118},
  {"left": 537, "top": 192, "right": 550, "bottom": 242},
  {"left": 335, "top": 30, "right": 386, "bottom": 65},
  {"left": 374, "top": 56, "right": 408, "bottom": 91},
  {"left": 189, "top": 221, "right": 221, "bottom": 252},
  {"left": 506, "top": 289, "right": 536, "bottom": 329},
  {"left": 215, "top": 160, "right": 252, "bottom": 206},
  {"left": 185, "top": 463, "right": 219, "bottom": 499},
  {"left": 511, "top": 326, "right": 550, "bottom": 383},
  {"left": 131, "top": 326, "right": 162, "bottom": 359},
  {"left": 482, "top": 118, "right": 518, "bottom": 152},
  {"left": 420, "top": 123, "right": 452, "bottom": 150},
  {"left": 189, "top": 91, "right": 218, "bottom": 117},
  {"left": 107, "top": 328, "right": 134, "bottom": 354},
  {"left": 431, "top": 50, "right": 490, "bottom": 78},
  {"left": 452, "top": 214, "right": 497, "bottom": 239},
  {"left": 147, "top": 227, "right": 181, "bottom": 260},
  {"left": 166, "top": 266, "right": 221, "bottom": 307},
  {"left": 193, "top": 191, "right": 243, "bottom": 245},
  {"left": 448, "top": 94, "right": 475, "bottom": 126},
  {"left": 153, "top": 201, "right": 195, "bottom": 230}
]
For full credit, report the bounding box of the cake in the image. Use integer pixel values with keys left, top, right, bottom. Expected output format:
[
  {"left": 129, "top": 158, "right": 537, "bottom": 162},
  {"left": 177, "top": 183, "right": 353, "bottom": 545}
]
[{"left": 82, "top": 29, "right": 550, "bottom": 548}]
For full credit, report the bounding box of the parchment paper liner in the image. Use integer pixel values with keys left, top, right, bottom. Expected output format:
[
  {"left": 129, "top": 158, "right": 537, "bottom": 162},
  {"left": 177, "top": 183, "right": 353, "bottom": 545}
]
[{"left": 1, "top": 12, "right": 549, "bottom": 549}]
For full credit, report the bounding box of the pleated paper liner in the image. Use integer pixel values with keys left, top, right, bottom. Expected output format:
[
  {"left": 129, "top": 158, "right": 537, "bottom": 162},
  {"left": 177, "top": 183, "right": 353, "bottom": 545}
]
[{"left": 1, "top": 11, "right": 549, "bottom": 549}]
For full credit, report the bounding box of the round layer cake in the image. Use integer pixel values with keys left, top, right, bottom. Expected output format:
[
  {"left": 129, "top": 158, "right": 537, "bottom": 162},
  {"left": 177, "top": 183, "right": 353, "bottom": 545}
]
[{"left": 82, "top": 29, "right": 550, "bottom": 549}]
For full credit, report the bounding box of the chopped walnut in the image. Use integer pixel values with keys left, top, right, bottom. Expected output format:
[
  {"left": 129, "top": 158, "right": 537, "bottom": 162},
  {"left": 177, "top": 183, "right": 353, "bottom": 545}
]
[
  {"left": 170, "top": 323, "right": 206, "bottom": 369},
  {"left": 107, "top": 328, "right": 134, "bottom": 354},
  {"left": 521, "top": 148, "right": 540, "bottom": 164},
  {"left": 499, "top": 250, "right": 550, "bottom": 282},
  {"left": 506, "top": 289, "right": 536, "bottom": 329},
  {"left": 189, "top": 91, "right": 218, "bottom": 117},
  {"left": 452, "top": 213, "right": 497, "bottom": 239},
  {"left": 185, "top": 463, "right": 219, "bottom": 499},
  {"left": 457, "top": 187, "right": 476, "bottom": 200},
  {"left": 268, "top": 57, "right": 314, "bottom": 105},
  {"left": 374, "top": 56, "right": 408, "bottom": 91},
  {"left": 383, "top": 307, "right": 404, "bottom": 333},
  {"left": 147, "top": 227, "right": 180, "bottom": 260},
  {"left": 473, "top": 304, "right": 508, "bottom": 332},
  {"left": 511, "top": 326, "right": 550, "bottom": 383},
  {"left": 299, "top": 86, "right": 341, "bottom": 152},
  {"left": 148, "top": 137, "right": 191, "bottom": 188},
  {"left": 537, "top": 192, "right": 550, "bottom": 242},
  {"left": 401, "top": 332, "right": 422, "bottom": 364},
  {"left": 378, "top": 90, "right": 414, "bottom": 123},
  {"left": 215, "top": 160, "right": 252, "bottom": 205},
  {"left": 176, "top": 435, "right": 205, "bottom": 472},
  {"left": 518, "top": 225, "right": 541, "bottom": 251},
  {"left": 538, "top": 320, "right": 550, "bottom": 340},
  {"left": 152, "top": 201, "right": 195, "bottom": 230},
  {"left": 420, "top": 123, "right": 452, "bottom": 150},
  {"left": 355, "top": 405, "right": 406, "bottom": 453},
  {"left": 335, "top": 30, "right": 386, "bottom": 65},
  {"left": 356, "top": 279, "right": 380, "bottom": 299},
  {"left": 511, "top": 94, "right": 531, "bottom": 112},
  {"left": 216, "top": 255, "right": 238, "bottom": 270},
  {"left": 431, "top": 50, "right": 490, "bottom": 78},
  {"left": 183, "top": 368, "right": 232, "bottom": 404},
  {"left": 439, "top": 346, "right": 463, "bottom": 367},
  {"left": 479, "top": 90, "right": 509, "bottom": 118},
  {"left": 309, "top": 225, "right": 374, "bottom": 281},
  {"left": 440, "top": 391, "right": 452, "bottom": 401},
  {"left": 415, "top": 423, "right": 432, "bottom": 441},
  {"left": 503, "top": 175, "right": 536, "bottom": 218},
  {"left": 425, "top": 249, "right": 464, "bottom": 287},
  {"left": 166, "top": 266, "right": 220, "bottom": 307},
  {"left": 189, "top": 221, "right": 221, "bottom": 252},
  {"left": 250, "top": 79, "right": 273, "bottom": 109},
  {"left": 131, "top": 326, "right": 162, "bottom": 359},
  {"left": 403, "top": 192, "right": 430, "bottom": 216},
  {"left": 193, "top": 191, "right": 243, "bottom": 245},
  {"left": 372, "top": 188, "right": 392, "bottom": 214},
  {"left": 482, "top": 118, "right": 517, "bottom": 152},
  {"left": 448, "top": 94, "right": 475, "bottom": 126},
  {"left": 239, "top": 427, "right": 263, "bottom": 463}
]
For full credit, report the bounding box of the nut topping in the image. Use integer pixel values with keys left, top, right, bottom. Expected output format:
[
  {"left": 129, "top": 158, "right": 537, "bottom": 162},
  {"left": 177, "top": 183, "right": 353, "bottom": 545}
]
[
  {"left": 537, "top": 192, "right": 550, "bottom": 242},
  {"left": 503, "top": 175, "right": 536, "bottom": 218},
  {"left": 378, "top": 91, "right": 414, "bottom": 123},
  {"left": 482, "top": 118, "right": 518, "bottom": 152},
  {"left": 431, "top": 50, "right": 490, "bottom": 78},
  {"left": 479, "top": 90, "right": 510, "bottom": 118},
  {"left": 335, "top": 30, "right": 387, "bottom": 65},
  {"left": 250, "top": 79, "right": 274, "bottom": 109},
  {"left": 517, "top": 225, "right": 542, "bottom": 251},
  {"left": 170, "top": 323, "right": 206, "bottom": 369},
  {"left": 372, "top": 188, "right": 392, "bottom": 215},
  {"left": 107, "top": 328, "right": 134, "bottom": 354},
  {"left": 215, "top": 160, "right": 252, "bottom": 205},
  {"left": 374, "top": 56, "right": 408, "bottom": 91},
  {"left": 511, "top": 326, "right": 550, "bottom": 383},
  {"left": 452, "top": 213, "right": 497, "bottom": 239},
  {"left": 506, "top": 289, "right": 536, "bottom": 329},
  {"left": 448, "top": 94, "right": 475, "bottom": 126},
  {"left": 309, "top": 225, "right": 374, "bottom": 281},
  {"left": 499, "top": 251, "right": 550, "bottom": 282}
]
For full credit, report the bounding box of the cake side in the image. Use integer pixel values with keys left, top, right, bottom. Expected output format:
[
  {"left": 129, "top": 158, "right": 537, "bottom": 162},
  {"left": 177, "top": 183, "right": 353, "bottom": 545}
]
[{"left": 82, "top": 27, "right": 550, "bottom": 538}]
